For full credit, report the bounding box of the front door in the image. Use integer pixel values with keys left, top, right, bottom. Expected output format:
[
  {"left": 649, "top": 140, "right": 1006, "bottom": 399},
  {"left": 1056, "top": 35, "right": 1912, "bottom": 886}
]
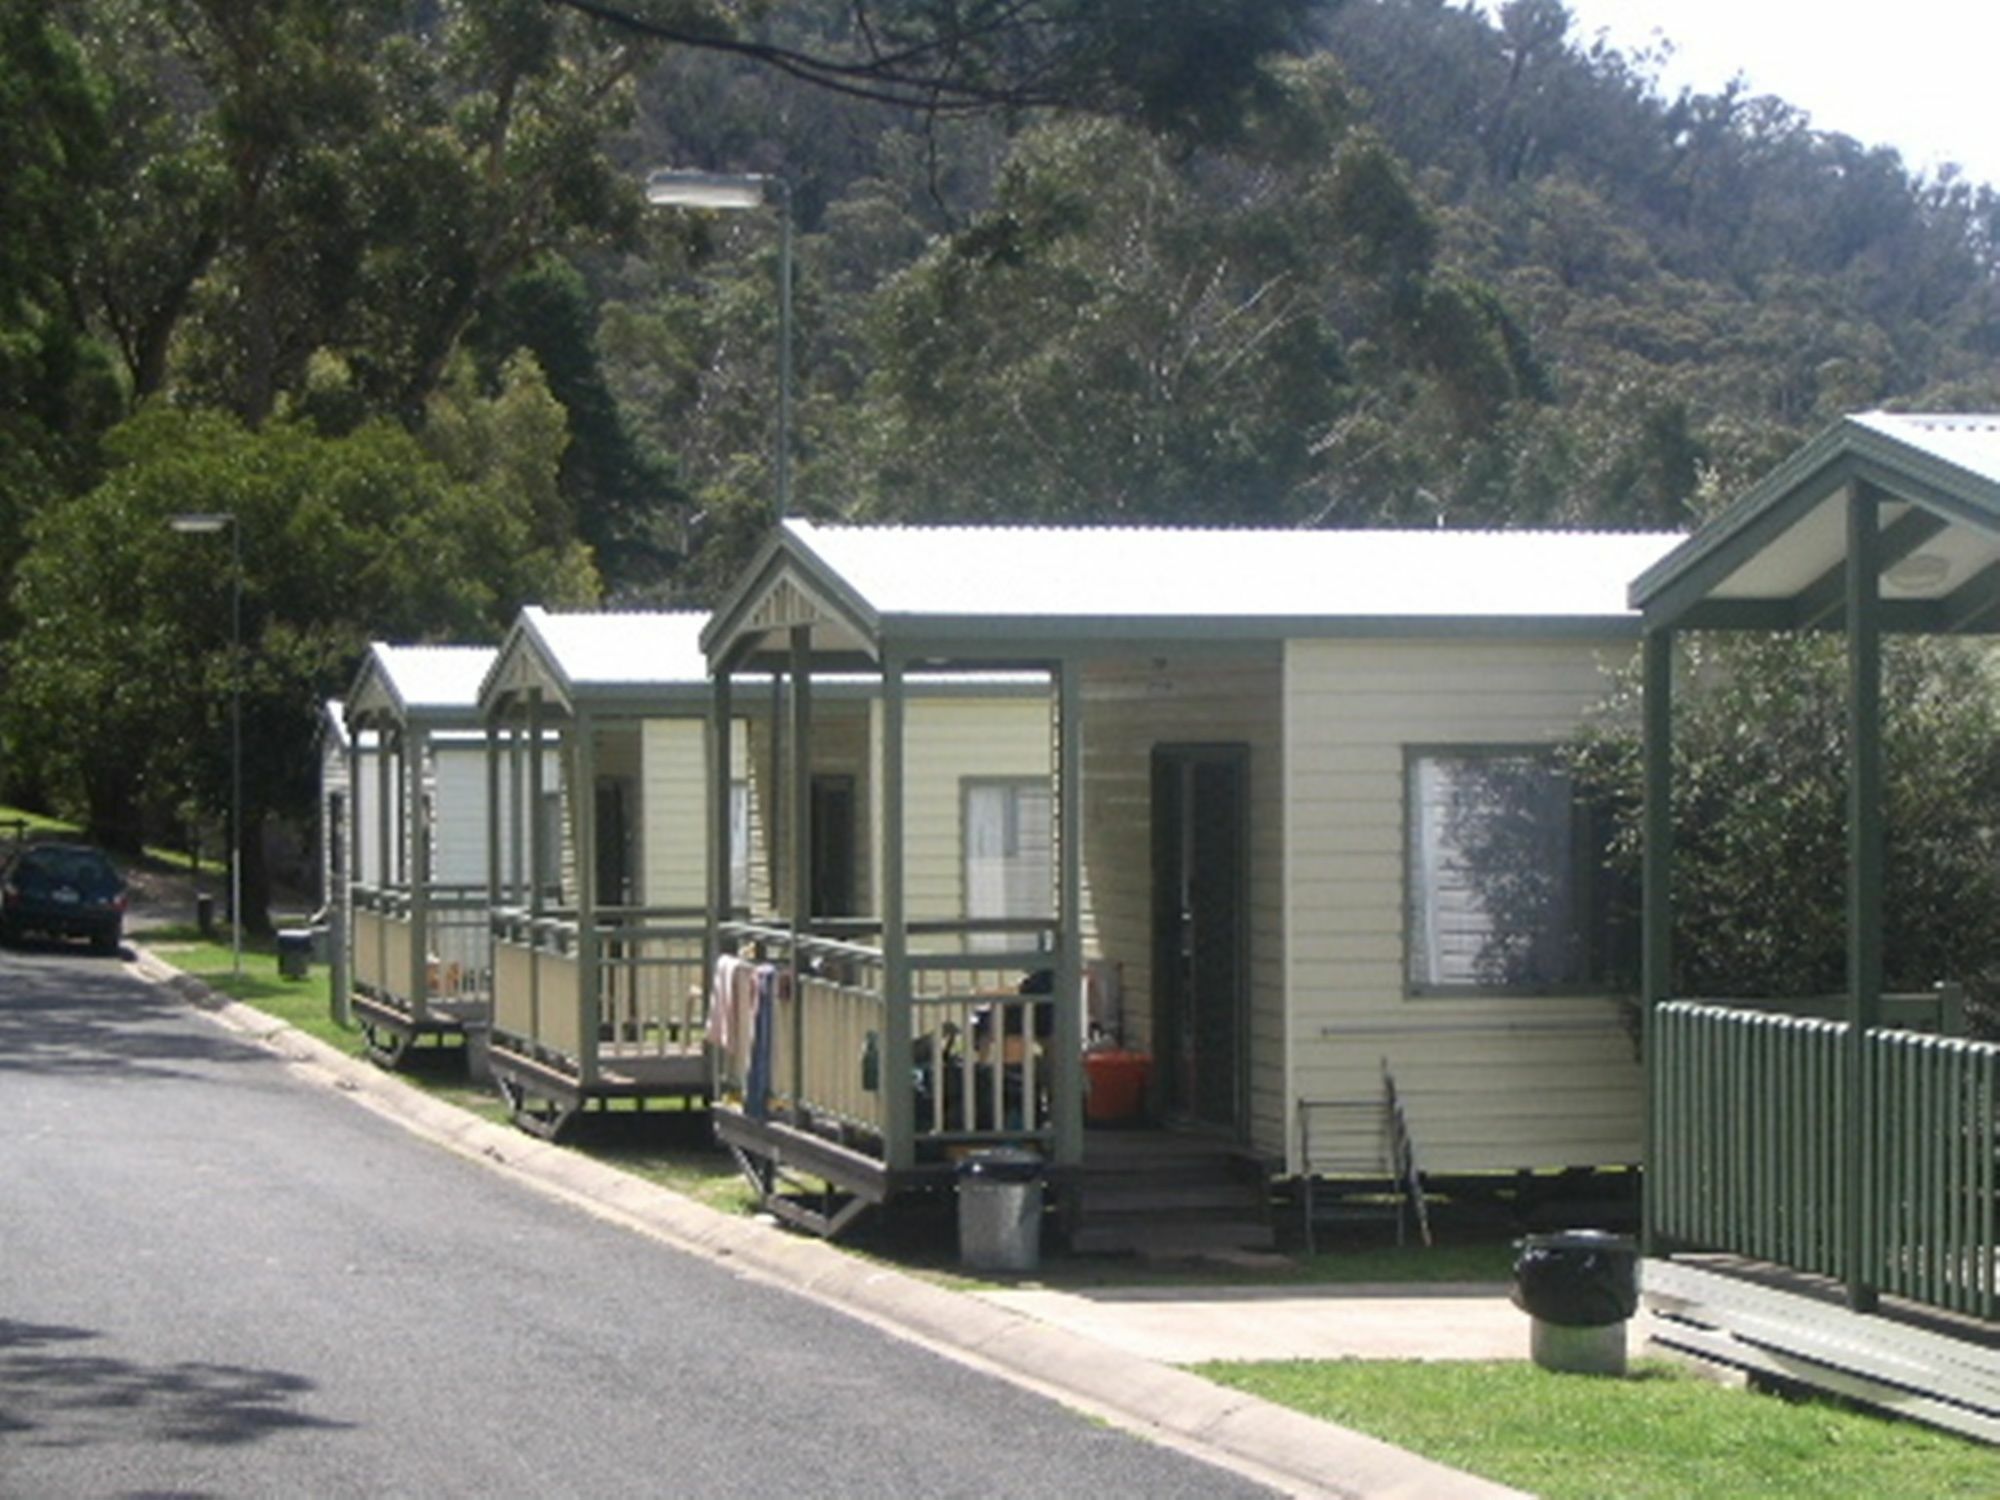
[{"left": 1152, "top": 745, "right": 1249, "bottom": 1133}]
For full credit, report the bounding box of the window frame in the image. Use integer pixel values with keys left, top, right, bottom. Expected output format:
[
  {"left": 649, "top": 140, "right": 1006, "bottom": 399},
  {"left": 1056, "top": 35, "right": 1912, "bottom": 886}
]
[
  {"left": 1402, "top": 742, "right": 1625, "bottom": 999},
  {"left": 960, "top": 775, "right": 1055, "bottom": 944}
]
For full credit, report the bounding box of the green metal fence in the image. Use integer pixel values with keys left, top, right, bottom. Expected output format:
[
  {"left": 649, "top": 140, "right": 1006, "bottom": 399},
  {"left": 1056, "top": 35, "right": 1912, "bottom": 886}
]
[{"left": 1651, "top": 1000, "right": 1999, "bottom": 1320}]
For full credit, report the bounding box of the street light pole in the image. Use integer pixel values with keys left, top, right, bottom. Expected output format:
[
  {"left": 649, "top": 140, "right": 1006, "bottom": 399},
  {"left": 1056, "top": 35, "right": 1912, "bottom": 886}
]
[
  {"left": 644, "top": 168, "right": 793, "bottom": 518},
  {"left": 169, "top": 511, "right": 242, "bottom": 986}
]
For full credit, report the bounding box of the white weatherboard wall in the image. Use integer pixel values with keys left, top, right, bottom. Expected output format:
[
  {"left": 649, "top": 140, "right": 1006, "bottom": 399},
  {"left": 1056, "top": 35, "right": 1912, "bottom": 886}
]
[
  {"left": 430, "top": 744, "right": 490, "bottom": 886},
  {"left": 1078, "top": 650, "right": 1287, "bottom": 1157},
  {"left": 877, "top": 694, "right": 1053, "bottom": 925},
  {"left": 1283, "top": 636, "right": 1642, "bottom": 1176},
  {"left": 641, "top": 717, "right": 707, "bottom": 908}
]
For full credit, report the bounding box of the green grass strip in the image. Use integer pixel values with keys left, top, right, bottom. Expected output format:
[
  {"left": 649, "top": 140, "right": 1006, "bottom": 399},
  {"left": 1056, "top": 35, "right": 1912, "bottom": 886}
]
[{"left": 1198, "top": 1358, "right": 2000, "bottom": 1497}]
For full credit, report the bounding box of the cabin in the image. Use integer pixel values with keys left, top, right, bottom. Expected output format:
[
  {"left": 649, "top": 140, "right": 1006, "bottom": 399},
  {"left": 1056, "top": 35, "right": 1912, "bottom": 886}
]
[
  {"left": 1630, "top": 412, "right": 2000, "bottom": 1440},
  {"left": 341, "top": 644, "right": 500, "bottom": 1064},
  {"left": 473, "top": 606, "right": 1052, "bottom": 1141},
  {"left": 700, "top": 519, "right": 1683, "bottom": 1247}
]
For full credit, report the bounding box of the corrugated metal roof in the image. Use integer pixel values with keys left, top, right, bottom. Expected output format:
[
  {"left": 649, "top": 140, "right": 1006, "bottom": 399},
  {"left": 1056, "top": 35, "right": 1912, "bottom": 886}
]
[
  {"left": 370, "top": 644, "right": 496, "bottom": 711},
  {"left": 524, "top": 607, "right": 710, "bottom": 687},
  {"left": 1851, "top": 411, "right": 2000, "bottom": 489},
  {"left": 786, "top": 519, "right": 1682, "bottom": 623}
]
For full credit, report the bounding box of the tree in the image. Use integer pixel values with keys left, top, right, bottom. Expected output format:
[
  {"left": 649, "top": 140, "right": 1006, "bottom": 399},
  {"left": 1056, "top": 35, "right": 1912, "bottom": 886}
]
[
  {"left": 554, "top": 0, "right": 1321, "bottom": 146},
  {"left": 0, "top": 1, "right": 120, "bottom": 616},
  {"left": 1565, "top": 634, "right": 2000, "bottom": 1018},
  {"left": 62, "top": 0, "right": 645, "bottom": 426},
  {"left": 3, "top": 385, "right": 595, "bottom": 928}
]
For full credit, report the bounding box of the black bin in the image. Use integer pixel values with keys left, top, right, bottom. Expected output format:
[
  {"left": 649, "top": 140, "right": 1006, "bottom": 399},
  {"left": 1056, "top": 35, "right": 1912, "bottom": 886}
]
[{"left": 1512, "top": 1230, "right": 1639, "bottom": 1375}]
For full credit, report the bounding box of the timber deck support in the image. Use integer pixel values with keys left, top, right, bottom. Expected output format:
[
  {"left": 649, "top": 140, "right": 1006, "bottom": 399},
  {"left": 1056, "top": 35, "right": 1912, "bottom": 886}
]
[
  {"left": 488, "top": 1038, "right": 709, "bottom": 1142},
  {"left": 351, "top": 991, "right": 484, "bottom": 1069}
]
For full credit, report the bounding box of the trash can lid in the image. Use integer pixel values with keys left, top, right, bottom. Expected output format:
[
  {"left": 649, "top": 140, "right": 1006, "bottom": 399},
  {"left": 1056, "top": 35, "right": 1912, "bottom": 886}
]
[{"left": 956, "top": 1148, "right": 1045, "bottom": 1182}]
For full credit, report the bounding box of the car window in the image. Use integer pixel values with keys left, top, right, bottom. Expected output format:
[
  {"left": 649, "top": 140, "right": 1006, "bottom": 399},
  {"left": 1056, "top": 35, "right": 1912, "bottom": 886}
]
[{"left": 18, "top": 847, "right": 121, "bottom": 888}]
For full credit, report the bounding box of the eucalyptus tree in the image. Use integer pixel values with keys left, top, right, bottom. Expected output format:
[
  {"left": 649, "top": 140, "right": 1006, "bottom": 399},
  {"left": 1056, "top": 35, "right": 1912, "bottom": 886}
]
[{"left": 2, "top": 361, "right": 596, "bottom": 926}]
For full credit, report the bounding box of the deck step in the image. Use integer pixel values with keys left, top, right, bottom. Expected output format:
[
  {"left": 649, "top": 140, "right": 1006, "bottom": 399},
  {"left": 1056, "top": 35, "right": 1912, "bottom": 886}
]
[{"left": 1068, "top": 1130, "right": 1273, "bottom": 1257}]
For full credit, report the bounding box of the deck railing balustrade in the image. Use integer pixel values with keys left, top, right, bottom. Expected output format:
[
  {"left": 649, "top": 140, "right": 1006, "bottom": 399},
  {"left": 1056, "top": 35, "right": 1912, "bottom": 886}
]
[
  {"left": 350, "top": 882, "right": 491, "bottom": 1016},
  {"left": 490, "top": 905, "right": 708, "bottom": 1077},
  {"left": 715, "top": 918, "right": 1059, "bottom": 1155},
  {"left": 1651, "top": 998, "right": 2000, "bottom": 1320}
]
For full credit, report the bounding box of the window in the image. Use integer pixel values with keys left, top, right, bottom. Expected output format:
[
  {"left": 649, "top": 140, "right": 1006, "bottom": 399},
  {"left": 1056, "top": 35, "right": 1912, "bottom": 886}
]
[
  {"left": 963, "top": 779, "right": 1053, "bottom": 944},
  {"left": 1406, "top": 748, "right": 1628, "bottom": 994}
]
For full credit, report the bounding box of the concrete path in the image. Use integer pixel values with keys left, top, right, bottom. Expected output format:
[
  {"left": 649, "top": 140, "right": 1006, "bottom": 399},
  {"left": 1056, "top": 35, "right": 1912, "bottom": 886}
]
[
  {"left": 979, "top": 1284, "right": 1532, "bottom": 1364},
  {"left": 133, "top": 947, "right": 1534, "bottom": 1500}
]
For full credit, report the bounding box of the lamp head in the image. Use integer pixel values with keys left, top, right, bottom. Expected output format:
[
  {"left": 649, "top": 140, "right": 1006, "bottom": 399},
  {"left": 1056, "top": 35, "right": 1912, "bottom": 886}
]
[
  {"left": 169, "top": 512, "right": 234, "bottom": 534},
  {"left": 645, "top": 169, "right": 771, "bottom": 211}
]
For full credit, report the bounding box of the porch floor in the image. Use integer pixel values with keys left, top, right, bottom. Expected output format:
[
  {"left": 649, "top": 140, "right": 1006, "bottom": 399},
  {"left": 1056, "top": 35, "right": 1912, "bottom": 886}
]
[{"left": 1646, "top": 1254, "right": 2000, "bottom": 1443}]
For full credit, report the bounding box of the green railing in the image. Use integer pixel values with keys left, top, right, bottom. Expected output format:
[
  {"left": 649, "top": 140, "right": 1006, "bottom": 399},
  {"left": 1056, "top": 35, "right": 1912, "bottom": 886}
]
[{"left": 1650, "top": 1000, "right": 2000, "bottom": 1319}]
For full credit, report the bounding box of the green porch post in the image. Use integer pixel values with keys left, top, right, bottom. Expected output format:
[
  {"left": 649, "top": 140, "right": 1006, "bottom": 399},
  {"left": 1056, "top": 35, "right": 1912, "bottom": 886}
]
[
  {"left": 485, "top": 724, "right": 502, "bottom": 913},
  {"left": 526, "top": 689, "right": 546, "bottom": 1045},
  {"left": 1052, "top": 657, "right": 1084, "bottom": 1167},
  {"left": 788, "top": 626, "right": 814, "bottom": 1120},
  {"left": 332, "top": 733, "right": 357, "bottom": 1028},
  {"left": 573, "top": 710, "right": 600, "bottom": 1087},
  {"left": 708, "top": 667, "right": 734, "bottom": 969},
  {"left": 1846, "top": 482, "right": 1884, "bottom": 1313},
  {"left": 1640, "top": 625, "right": 1673, "bottom": 1257},
  {"left": 407, "top": 725, "right": 432, "bottom": 1022},
  {"left": 881, "top": 655, "right": 913, "bottom": 1171}
]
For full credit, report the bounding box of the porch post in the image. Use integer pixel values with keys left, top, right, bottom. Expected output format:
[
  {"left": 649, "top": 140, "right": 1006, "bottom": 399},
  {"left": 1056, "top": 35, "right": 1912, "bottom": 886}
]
[
  {"left": 1845, "top": 482, "right": 1885, "bottom": 1312},
  {"left": 408, "top": 724, "right": 432, "bottom": 1021},
  {"left": 333, "top": 734, "right": 356, "bottom": 1028},
  {"left": 787, "top": 626, "right": 814, "bottom": 1119},
  {"left": 526, "top": 690, "right": 546, "bottom": 1043},
  {"left": 375, "top": 727, "right": 393, "bottom": 997},
  {"left": 709, "top": 665, "right": 734, "bottom": 969},
  {"left": 507, "top": 719, "right": 525, "bottom": 902},
  {"left": 1640, "top": 625, "right": 1673, "bottom": 1258},
  {"left": 485, "top": 723, "right": 502, "bottom": 912},
  {"left": 881, "top": 654, "right": 913, "bottom": 1170},
  {"left": 574, "top": 711, "right": 600, "bottom": 1086},
  {"left": 1052, "top": 657, "right": 1084, "bottom": 1167}
]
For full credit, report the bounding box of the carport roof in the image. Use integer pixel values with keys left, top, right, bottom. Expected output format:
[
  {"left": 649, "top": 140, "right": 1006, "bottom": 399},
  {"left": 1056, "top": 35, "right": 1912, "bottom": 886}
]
[{"left": 1630, "top": 412, "right": 2000, "bottom": 632}]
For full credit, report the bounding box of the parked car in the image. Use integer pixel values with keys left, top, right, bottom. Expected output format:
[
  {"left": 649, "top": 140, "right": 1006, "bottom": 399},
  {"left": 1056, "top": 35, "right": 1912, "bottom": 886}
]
[{"left": 0, "top": 842, "right": 127, "bottom": 954}]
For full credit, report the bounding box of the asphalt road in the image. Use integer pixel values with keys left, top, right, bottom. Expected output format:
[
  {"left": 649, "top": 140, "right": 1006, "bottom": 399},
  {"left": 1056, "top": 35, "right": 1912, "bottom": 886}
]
[{"left": 1, "top": 940, "right": 1277, "bottom": 1499}]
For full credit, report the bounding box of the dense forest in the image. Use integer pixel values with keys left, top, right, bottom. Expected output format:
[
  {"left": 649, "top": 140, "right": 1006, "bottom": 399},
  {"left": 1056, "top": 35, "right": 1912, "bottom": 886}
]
[{"left": 6, "top": 0, "right": 2000, "bottom": 913}]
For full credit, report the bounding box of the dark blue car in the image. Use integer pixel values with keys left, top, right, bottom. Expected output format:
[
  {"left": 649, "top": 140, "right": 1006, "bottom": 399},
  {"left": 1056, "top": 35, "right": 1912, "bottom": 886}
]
[{"left": 1, "top": 842, "right": 127, "bottom": 954}]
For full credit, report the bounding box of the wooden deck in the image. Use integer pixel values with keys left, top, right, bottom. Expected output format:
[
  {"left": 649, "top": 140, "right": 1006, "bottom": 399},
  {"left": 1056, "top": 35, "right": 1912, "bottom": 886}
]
[
  {"left": 1646, "top": 1255, "right": 2000, "bottom": 1443},
  {"left": 487, "top": 1038, "right": 709, "bottom": 1140}
]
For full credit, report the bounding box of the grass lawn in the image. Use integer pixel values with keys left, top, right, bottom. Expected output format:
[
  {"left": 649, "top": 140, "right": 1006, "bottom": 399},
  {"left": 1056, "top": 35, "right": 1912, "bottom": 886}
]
[{"left": 1199, "top": 1357, "right": 2000, "bottom": 1498}]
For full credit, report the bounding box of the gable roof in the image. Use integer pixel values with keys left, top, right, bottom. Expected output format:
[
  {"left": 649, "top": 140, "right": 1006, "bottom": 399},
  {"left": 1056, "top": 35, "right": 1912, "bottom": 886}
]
[
  {"left": 1631, "top": 412, "right": 2000, "bottom": 632},
  {"left": 480, "top": 607, "right": 713, "bottom": 717},
  {"left": 345, "top": 644, "right": 496, "bottom": 731},
  {"left": 706, "top": 519, "right": 1683, "bottom": 666}
]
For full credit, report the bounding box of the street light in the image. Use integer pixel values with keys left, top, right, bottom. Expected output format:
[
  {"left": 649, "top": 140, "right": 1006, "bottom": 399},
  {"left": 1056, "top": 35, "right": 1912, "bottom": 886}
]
[
  {"left": 645, "top": 168, "right": 793, "bottom": 518},
  {"left": 169, "top": 510, "right": 242, "bottom": 986}
]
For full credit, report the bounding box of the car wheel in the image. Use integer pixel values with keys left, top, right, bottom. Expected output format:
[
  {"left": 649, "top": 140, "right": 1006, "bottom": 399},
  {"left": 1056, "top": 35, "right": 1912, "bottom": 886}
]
[
  {"left": 91, "top": 922, "right": 121, "bottom": 956},
  {"left": 0, "top": 916, "right": 17, "bottom": 948}
]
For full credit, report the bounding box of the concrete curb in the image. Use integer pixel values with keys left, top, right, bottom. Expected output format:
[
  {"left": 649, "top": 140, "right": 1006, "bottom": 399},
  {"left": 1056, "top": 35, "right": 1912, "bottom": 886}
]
[{"left": 131, "top": 948, "right": 1528, "bottom": 1500}]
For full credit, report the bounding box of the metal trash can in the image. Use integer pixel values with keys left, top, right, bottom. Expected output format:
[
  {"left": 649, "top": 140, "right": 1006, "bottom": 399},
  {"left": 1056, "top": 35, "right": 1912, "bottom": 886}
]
[
  {"left": 956, "top": 1148, "right": 1045, "bottom": 1273},
  {"left": 195, "top": 892, "right": 215, "bottom": 938},
  {"left": 277, "top": 928, "right": 312, "bottom": 980},
  {"left": 1512, "top": 1229, "right": 1639, "bottom": 1376}
]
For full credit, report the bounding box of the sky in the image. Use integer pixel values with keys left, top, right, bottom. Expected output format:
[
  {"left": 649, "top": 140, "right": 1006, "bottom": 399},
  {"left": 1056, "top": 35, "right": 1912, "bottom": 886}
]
[{"left": 1531, "top": 1, "right": 2000, "bottom": 190}]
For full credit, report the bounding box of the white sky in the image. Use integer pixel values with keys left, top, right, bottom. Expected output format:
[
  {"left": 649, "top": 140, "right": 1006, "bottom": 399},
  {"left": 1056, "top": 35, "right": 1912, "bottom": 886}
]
[{"left": 1537, "top": 1, "right": 2000, "bottom": 189}]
